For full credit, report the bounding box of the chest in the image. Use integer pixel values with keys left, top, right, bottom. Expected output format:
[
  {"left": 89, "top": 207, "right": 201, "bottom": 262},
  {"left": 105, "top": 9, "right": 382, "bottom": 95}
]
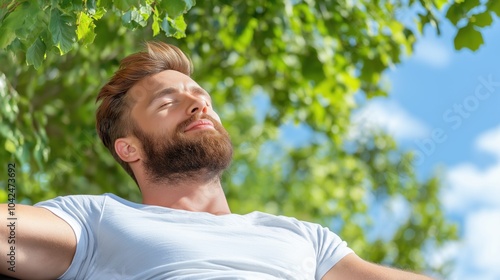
[{"left": 91, "top": 208, "right": 317, "bottom": 278}]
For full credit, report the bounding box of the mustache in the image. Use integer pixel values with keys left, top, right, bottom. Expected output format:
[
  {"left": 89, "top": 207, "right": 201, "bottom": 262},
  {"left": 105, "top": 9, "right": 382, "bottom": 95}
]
[{"left": 176, "top": 114, "right": 222, "bottom": 134}]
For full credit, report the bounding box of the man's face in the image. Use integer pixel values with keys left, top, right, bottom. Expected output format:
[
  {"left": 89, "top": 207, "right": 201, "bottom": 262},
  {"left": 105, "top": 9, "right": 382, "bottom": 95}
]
[{"left": 128, "top": 70, "right": 233, "bottom": 183}]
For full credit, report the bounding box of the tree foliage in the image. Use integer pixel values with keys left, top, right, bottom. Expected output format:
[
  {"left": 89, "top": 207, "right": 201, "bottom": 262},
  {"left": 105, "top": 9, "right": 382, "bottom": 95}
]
[
  {"left": 0, "top": 0, "right": 194, "bottom": 67},
  {"left": 1, "top": 0, "right": 495, "bottom": 277}
]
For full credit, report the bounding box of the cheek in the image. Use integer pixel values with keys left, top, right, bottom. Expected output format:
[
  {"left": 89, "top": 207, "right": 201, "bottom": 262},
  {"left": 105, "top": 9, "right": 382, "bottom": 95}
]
[{"left": 139, "top": 120, "right": 176, "bottom": 141}]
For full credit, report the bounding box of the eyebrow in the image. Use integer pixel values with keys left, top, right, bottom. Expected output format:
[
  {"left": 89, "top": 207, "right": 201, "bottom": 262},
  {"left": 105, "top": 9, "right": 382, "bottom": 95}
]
[
  {"left": 189, "top": 87, "right": 207, "bottom": 96},
  {"left": 148, "top": 87, "right": 177, "bottom": 107}
]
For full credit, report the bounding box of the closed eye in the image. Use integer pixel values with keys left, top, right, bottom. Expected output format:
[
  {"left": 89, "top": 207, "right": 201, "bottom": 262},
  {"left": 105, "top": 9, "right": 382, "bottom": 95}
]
[{"left": 158, "top": 102, "right": 173, "bottom": 109}]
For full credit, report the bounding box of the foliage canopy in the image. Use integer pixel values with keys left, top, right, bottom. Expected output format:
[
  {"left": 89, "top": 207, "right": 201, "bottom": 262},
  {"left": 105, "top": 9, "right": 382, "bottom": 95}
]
[{"left": 2, "top": 0, "right": 497, "bottom": 276}]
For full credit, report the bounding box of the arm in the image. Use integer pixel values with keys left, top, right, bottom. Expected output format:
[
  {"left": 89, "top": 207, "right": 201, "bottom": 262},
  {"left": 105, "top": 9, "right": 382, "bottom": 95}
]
[
  {"left": 323, "top": 253, "right": 434, "bottom": 280},
  {"left": 0, "top": 204, "right": 76, "bottom": 280}
]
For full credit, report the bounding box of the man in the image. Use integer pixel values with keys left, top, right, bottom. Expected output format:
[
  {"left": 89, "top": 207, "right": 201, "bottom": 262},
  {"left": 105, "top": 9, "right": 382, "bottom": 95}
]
[{"left": 0, "top": 41, "right": 433, "bottom": 279}]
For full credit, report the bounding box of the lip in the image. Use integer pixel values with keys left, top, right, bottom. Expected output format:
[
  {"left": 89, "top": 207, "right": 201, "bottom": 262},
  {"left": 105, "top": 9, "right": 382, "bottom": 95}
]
[{"left": 184, "top": 119, "right": 215, "bottom": 132}]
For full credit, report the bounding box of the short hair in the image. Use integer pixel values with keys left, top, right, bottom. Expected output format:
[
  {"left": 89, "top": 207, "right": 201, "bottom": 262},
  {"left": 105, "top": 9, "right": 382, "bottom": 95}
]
[{"left": 95, "top": 41, "right": 193, "bottom": 183}]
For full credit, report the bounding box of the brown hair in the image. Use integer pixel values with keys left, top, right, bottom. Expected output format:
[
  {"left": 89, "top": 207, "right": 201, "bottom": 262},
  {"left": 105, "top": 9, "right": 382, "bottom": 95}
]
[{"left": 96, "top": 41, "right": 193, "bottom": 183}]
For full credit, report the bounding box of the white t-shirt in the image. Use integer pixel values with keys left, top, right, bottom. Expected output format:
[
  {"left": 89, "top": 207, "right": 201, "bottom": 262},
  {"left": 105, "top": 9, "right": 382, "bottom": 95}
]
[{"left": 35, "top": 194, "right": 353, "bottom": 279}]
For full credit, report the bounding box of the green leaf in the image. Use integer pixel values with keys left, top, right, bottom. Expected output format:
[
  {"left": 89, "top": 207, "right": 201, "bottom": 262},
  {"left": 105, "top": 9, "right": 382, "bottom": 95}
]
[
  {"left": 98, "top": 0, "right": 113, "bottom": 10},
  {"left": 489, "top": 0, "right": 500, "bottom": 17},
  {"left": 446, "top": 0, "right": 482, "bottom": 26},
  {"left": 159, "top": 0, "right": 186, "bottom": 18},
  {"left": 152, "top": 8, "right": 161, "bottom": 36},
  {"left": 416, "top": 13, "right": 428, "bottom": 34},
  {"left": 26, "top": 37, "right": 46, "bottom": 69},
  {"left": 0, "top": 2, "right": 32, "bottom": 48},
  {"left": 122, "top": 10, "right": 145, "bottom": 28},
  {"left": 139, "top": 5, "right": 153, "bottom": 22},
  {"left": 131, "top": 9, "right": 146, "bottom": 27},
  {"left": 122, "top": 10, "right": 132, "bottom": 25},
  {"left": 185, "top": 0, "right": 196, "bottom": 10},
  {"left": 49, "top": 8, "right": 76, "bottom": 54},
  {"left": 14, "top": 5, "right": 45, "bottom": 42},
  {"left": 114, "top": 0, "right": 138, "bottom": 11},
  {"left": 172, "top": 14, "right": 187, "bottom": 38},
  {"left": 454, "top": 23, "right": 484, "bottom": 51},
  {"left": 461, "top": 0, "right": 480, "bottom": 14},
  {"left": 472, "top": 11, "right": 493, "bottom": 28},
  {"left": 445, "top": 3, "right": 462, "bottom": 25},
  {"left": 161, "top": 17, "right": 174, "bottom": 36},
  {"left": 159, "top": 14, "right": 186, "bottom": 38},
  {"left": 92, "top": 7, "right": 107, "bottom": 20},
  {"left": 0, "top": 25, "right": 17, "bottom": 49},
  {"left": 77, "top": 12, "right": 97, "bottom": 45},
  {"left": 86, "top": 0, "right": 97, "bottom": 14},
  {"left": 59, "top": 0, "right": 83, "bottom": 13},
  {"left": 434, "top": 0, "right": 448, "bottom": 10}
]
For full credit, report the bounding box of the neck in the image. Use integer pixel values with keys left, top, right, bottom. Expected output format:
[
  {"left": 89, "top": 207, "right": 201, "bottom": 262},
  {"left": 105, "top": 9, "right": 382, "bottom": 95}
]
[{"left": 139, "top": 170, "right": 231, "bottom": 215}]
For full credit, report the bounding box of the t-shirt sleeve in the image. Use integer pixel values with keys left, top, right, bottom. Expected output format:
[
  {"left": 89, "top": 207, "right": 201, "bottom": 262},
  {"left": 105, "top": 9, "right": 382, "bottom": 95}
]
[
  {"left": 300, "top": 220, "right": 354, "bottom": 279},
  {"left": 34, "top": 195, "right": 106, "bottom": 279}
]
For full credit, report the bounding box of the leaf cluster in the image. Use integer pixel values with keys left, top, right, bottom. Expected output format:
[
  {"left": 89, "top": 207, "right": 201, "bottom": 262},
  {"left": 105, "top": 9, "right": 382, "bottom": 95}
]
[
  {"left": 0, "top": 0, "right": 194, "bottom": 68},
  {"left": 446, "top": 0, "right": 500, "bottom": 51}
]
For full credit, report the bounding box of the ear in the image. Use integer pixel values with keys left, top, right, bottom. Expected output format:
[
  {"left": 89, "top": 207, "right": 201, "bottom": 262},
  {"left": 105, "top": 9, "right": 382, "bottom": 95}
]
[{"left": 115, "top": 137, "right": 141, "bottom": 163}]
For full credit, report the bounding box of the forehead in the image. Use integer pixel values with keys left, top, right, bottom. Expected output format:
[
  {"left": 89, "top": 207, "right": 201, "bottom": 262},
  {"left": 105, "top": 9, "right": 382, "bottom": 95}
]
[{"left": 128, "top": 70, "right": 201, "bottom": 103}]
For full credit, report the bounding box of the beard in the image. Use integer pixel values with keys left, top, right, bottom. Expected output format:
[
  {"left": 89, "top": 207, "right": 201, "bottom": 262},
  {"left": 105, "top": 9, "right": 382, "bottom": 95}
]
[{"left": 134, "top": 114, "right": 233, "bottom": 184}]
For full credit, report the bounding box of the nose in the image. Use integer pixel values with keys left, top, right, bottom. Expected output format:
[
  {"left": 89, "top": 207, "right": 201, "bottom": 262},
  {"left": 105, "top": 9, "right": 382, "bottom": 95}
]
[{"left": 187, "top": 95, "right": 209, "bottom": 115}]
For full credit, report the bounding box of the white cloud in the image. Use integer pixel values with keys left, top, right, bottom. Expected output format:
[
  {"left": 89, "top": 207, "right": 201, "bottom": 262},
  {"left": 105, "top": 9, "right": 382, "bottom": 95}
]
[
  {"left": 443, "top": 126, "right": 500, "bottom": 215},
  {"left": 351, "top": 99, "right": 429, "bottom": 141},
  {"left": 444, "top": 162, "right": 500, "bottom": 215},
  {"left": 465, "top": 210, "right": 500, "bottom": 273},
  {"left": 449, "top": 209, "right": 500, "bottom": 280},
  {"left": 413, "top": 39, "right": 452, "bottom": 68},
  {"left": 442, "top": 125, "right": 500, "bottom": 279},
  {"left": 476, "top": 125, "right": 500, "bottom": 158}
]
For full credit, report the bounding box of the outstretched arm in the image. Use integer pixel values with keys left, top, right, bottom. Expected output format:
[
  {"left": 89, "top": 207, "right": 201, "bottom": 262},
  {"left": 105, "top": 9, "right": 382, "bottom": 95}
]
[
  {"left": 0, "top": 204, "right": 76, "bottom": 280},
  {"left": 323, "top": 253, "right": 434, "bottom": 280}
]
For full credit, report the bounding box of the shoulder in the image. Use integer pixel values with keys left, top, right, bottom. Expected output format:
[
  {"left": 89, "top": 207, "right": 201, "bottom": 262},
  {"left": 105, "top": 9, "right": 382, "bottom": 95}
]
[
  {"left": 247, "top": 212, "right": 354, "bottom": 278},
  {"left": 32, "top": 193, "right": 128, "bottom": 225},
  {"left": 246, "top": 211, "right": 324, "bottom": 226},
  {"left": 35, "top": 193, "right": 107, "bottom": 205},
  {"left": 245, "top": 211, "right": 337, "bottom": 236},
  {"left": 34, "top": 193, "right": 130, "bottom": 209}
]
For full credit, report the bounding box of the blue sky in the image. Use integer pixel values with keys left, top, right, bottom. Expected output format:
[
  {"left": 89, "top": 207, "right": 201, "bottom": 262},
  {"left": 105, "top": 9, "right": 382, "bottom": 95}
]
[{"left": 354, "top": 18, "right": 500, "bottom": 279}]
